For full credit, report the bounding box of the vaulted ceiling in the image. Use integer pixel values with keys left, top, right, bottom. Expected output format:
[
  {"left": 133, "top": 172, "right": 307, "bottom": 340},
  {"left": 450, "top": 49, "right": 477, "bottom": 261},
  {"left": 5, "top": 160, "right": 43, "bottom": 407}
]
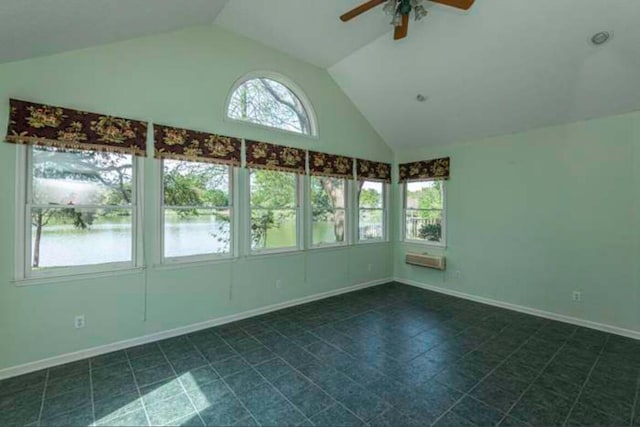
[
  {"left": 0, "top": 0, "right": 229, "bottom": 64},
  {"left": 2, "top": 0, "right": 640, "bottom": 149}
]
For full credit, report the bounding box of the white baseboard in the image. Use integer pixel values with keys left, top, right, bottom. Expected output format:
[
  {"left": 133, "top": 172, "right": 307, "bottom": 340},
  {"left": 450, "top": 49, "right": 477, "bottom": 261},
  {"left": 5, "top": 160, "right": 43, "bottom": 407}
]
[
  {"left": 0, "top": 277, "right": 391, "bottom": 381},
  {"left": 394, "top": 277, "right": 640, "bottom": 341}
]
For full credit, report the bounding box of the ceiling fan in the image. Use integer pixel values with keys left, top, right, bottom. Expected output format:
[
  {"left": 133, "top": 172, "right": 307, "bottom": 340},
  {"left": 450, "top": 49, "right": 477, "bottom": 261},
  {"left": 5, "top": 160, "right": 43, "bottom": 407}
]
[{"left": 340, "top": 0, "right": 475, "bottom": 40}]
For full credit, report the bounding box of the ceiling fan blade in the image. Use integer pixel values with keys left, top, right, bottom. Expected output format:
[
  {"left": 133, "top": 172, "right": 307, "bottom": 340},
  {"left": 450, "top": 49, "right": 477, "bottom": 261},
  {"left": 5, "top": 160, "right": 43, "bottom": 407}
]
[
  {"left": 394, "top": 13, "right": 409, "bottom": 40},
  {"left": 429, "top": 0, "right": 475, "bottom": 10},
  {"left": 340, "top": 0, "right": 386, "bottom": 22}
]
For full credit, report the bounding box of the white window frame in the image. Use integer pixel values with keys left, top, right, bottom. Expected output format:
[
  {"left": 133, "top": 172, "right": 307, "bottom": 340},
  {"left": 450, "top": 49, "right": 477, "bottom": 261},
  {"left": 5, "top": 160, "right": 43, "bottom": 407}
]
[
  {"left": 356, "top": 180, "right": 389, "bottom": 244},
  {"left": 14, "top": 145, "right": 144, "bottom": 282},
  {"left": 159, "top": 160, "right": 236, "bottom": 265},
  {"left": 402, "top": 180, "right": 447, "bottom": 248},
  {"left": 307, "top": 175, "right": 350, "bottom": 249},
  {"left": 224, "top": 70, "right": 319, "bottom": 139},
  {"left": 247, "top": 168, "right": 303, "bottom": 255}
]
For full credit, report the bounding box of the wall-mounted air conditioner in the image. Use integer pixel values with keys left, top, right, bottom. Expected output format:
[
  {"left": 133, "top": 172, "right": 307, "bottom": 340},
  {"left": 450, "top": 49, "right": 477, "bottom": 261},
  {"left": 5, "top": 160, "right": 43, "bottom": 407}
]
[{"left": 405, "top": 253, "right": 446, "bottom": 270}]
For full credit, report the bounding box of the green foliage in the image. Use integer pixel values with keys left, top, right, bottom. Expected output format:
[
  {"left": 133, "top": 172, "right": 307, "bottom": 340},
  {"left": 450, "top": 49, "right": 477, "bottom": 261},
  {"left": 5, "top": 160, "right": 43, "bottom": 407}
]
[
  {"left": 250, "top": 170, "right": 296, "bottom": 248},
  {"left": 251, "top": 210, "right": 275, "bottom": 248},
  {"left": 250, "top": 170, "right": 296, "bottom": 209},
  {"left": 359, "top": 188, "right": 381, "bottom": 208},
  {"left": 163, "top": 161, "right": 229, "bottom": 217},
  {"left": 310, "top": 177, "right": 333, "bottom": 221},
  {"left": 419, "top": 223, "right": 442, "bottom": 242}
]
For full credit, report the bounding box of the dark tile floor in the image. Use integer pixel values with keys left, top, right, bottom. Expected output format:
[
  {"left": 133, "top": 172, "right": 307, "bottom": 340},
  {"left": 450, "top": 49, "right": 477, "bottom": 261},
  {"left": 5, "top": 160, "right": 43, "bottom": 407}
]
[{"left": 2, "top": 282, "right": 640, "bottom": 426}]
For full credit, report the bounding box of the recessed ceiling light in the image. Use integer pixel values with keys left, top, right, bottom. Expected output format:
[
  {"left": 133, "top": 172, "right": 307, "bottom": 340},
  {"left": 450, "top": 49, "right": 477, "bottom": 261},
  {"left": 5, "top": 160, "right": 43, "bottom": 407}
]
[
  {"left": 416, "top": 94, "right": 427, "bottom": 102},
  {"left": 590, "top": 31, "right": 612, "bottom": 46}
]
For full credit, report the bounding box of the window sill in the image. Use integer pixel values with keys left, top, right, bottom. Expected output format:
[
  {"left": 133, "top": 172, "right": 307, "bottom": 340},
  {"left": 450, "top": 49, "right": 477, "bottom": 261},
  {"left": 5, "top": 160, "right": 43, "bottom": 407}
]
[
  {"left": 309, "top": 243, "right": 348, "bottom": 251},
  {"left": 13, "top": 266, "right": 146, "bottom": 287},
  {"left": 246, "top": 247, "right": 303, "bottom": 259},
  {"left": 356, "top": 239, "right": 390, "bottom": 246},
  {"left": 402, "top": 240, "right": 447, "bottom": 250},
  {"left": 154, "top": 256, "right": 235, "bottom": 270}
]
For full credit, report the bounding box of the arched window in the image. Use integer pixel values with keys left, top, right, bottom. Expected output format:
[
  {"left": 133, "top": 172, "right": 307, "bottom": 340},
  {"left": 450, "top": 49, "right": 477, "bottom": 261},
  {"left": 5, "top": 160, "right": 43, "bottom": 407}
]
[{"left": 226, "top": 72, "right": 317, "bottom": 136}]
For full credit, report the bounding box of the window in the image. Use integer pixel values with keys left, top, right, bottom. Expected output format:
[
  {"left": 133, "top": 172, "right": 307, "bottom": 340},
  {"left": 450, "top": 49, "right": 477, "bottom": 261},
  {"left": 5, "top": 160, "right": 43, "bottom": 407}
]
[
  {"left": 227, "top": 75, "right": 316, "bottom": 136},
  {"left": 162, "top": 160, "right": 232, "bottom": 260},
  {"left": 358, "top": 180, "right": 386, "bottom": 241},
  {"left": 249, "top": 169, "right": 299, "bottom": 252},
  {"left": 404, "top": 180, "right": 446, "bottom": 245},
  {"left": 310, "top": 177, "right": 347, "bottom": 246},
  {"left": 24, "top": 146, "right": 140, "bottom": 276}
]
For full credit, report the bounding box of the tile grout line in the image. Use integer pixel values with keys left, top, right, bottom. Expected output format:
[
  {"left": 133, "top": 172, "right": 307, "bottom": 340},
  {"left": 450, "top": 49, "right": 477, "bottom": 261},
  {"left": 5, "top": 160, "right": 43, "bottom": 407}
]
[
  {"left": 214, "top": 333, "right": 317, "bottom": 426},
  {"left": 156, "top": 343, "right": 207, "bottom": 427},
  {"left": 630, "top": 368, "right": 640, "bottom": 427},
  {"left": 247, "top": 333, "right": 370, "bottom": 425},
  {"left": 36, "top": 369, "right": 50, "bottom": 425},
  {"left": 495, "top": 334, "right": 575, "bottom": 426},
  {"left": 123, "top": 350, "right": 152, "bottom": 427},
  {"left": 88, "top": 360, "right": 96, "bottom": 426},
  {"left": 561, "top": 335, "right": 610, "bottom": 426},
  {"left": 429, "top": 322, "right": 549, "bottom": 427},
  {"left": 257, "top": 297, "right": 511, "bottom": 425},
  {"left": 185, "top": 335, "right": 261, "bottom": 426}
]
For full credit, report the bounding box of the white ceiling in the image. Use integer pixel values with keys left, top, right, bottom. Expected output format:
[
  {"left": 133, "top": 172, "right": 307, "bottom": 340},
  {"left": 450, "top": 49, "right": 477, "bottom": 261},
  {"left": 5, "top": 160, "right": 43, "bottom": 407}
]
[
  {"left": 214, "top": 0, "right": 394, "bottom": 68},
  {"left": 328, "top": 0, "right": 640, "bottom": 148},
  {"left": 0, "top": 0, "right": 228, "bottom": 64},
  {"left": 2, "top": 0, "right": 639, "bottom": 149}
]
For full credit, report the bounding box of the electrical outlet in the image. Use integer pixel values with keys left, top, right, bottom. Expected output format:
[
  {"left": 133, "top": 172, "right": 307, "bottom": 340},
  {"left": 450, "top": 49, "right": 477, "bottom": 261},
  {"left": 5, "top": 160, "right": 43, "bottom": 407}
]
[
  {"left": 275, "top": 279, "right": 283, "bottom": 289},
  {"left": 572, "top": 291, "right": 582, "bottom": 302},
  {"left": 74, "top": 315, "right": 86, "bottom": 329},
  {"left": 455, "top": 271, "right": 463, "bottom": 281}
]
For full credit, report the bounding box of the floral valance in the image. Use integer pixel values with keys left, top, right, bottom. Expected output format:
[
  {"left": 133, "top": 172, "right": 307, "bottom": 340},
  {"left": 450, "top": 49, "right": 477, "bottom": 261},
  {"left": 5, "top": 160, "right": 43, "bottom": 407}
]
[
  {"left": 154, "top": 124, "right": 241, "bottom": 165},
  {"left": 245, "top": 140, "right": 306, "bottom": 174},
  {"left": 5, "top": 99, "right": 147, "bottom": 156},
  {"left": 356, "top": 159, "right": 392, "bottom": 183},
  {"left": 309, "top": 151, "right": 353, "bottom": 179},
  {"left": 399, "top": 157, "right": 450, "bottom": 183}
]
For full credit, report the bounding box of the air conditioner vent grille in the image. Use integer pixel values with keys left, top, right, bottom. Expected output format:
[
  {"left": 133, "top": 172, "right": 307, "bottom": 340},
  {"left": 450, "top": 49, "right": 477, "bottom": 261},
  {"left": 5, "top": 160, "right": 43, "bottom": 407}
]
[{"left": 406, "top": 253, "right": 446, "bottom": 270}]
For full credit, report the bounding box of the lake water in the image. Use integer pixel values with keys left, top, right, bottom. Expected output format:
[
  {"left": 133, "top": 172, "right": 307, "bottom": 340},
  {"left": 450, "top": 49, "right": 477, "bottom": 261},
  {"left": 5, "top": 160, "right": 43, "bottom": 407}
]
[{"left": 33, "top": 218, "right": 344, "bottom": 267}]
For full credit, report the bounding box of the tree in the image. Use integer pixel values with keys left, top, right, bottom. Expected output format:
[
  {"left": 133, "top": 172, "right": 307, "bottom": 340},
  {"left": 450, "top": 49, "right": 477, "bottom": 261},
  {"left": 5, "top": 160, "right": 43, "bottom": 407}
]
[
  {"left": 163, "top": 161, "right": 228, "bottom": 215},
  {"left": 31, "top": 206, "right": 94, "bottom": 267},
  {"left": 31, "top": 148, "right": 131, "bottom": 267},
  {"left": 163, "top": 161, "right": 231, "bottom": 251},
  {"left": 228, "top": 78, "right": 311, "bottom": 135},
  {"left": 312, "top": 177, "right": 345, "bottom": 242},
  {"left": 250, "top": 170, "right": 296, "bottom": 248}
]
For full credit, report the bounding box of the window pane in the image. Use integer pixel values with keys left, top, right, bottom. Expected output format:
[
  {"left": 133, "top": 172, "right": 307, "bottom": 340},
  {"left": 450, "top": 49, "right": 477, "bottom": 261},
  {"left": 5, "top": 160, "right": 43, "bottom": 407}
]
[
  {"left": 359, "top": 209, "right": 384, "bottom": 240},
  {"left": 227, "top": 78, "right": 312, "bottom": 135},
  {"left": 313, "top": 209, "right": 346, "bottom": 245},
  {"left": 250, "top": 170, "right": 296, "bottom": 209},
  {"left": 311, "top": 177, "right": 345, "bottom": 208},
  {"left": 405, "top": 209, "right": 443, "bottom": 242},
  {"left": 311, "top": 177, "right": 346, "bottom": 246},
  {"left": 406, "top": 180, "right": 443, "bottom": 210},
  {"left": 164, "top": 208, "right": 230, "bottom": 258},
  {"left": 163, "top": 160, "right": 229, "bottom": 208},
  {"left": 30, "top": 207, "right": 132, "bottom": 268},
  {"left": 251, "top": 209, "right": 297, "bottom": 250},
  {"left": 358, "top": 181, "right": 383, "bottom": 209},
  {"left": 32, "top": 146, "right": 133, "bottom": 206}
]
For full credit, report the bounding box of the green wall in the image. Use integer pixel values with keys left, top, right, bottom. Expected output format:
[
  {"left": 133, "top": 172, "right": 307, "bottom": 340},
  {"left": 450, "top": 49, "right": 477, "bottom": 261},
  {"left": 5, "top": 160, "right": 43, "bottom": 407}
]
[
  {"left": 0, "top": 25, "right": 393, "bottom": 372},
  {"left": 2, "top": 22, "right": 639, "bottom": 374},
  {"left": 394, "top": 111, "right": 640, "bottom": 335}
]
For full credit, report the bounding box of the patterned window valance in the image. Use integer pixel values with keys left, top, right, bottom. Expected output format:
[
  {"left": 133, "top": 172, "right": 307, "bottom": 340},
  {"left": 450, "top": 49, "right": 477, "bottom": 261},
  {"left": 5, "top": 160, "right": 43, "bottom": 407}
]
[
  {"left": 399, "top": 157, "right": 450, "bottom": 183},
  {"left": 356, "top": 159, "right": 392, "bottom": 183},
  {"left": 309, "top": 151, "right": 353, "bottom": 179},
  {"left": 245, "top": 140, "right": 306, "bottom": 174},
  {"left": 5, "top": 99, "right": 147, "bottom": 156},
  {"left": 154, "top": 124, "right": 241, "bottom": 165}
]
